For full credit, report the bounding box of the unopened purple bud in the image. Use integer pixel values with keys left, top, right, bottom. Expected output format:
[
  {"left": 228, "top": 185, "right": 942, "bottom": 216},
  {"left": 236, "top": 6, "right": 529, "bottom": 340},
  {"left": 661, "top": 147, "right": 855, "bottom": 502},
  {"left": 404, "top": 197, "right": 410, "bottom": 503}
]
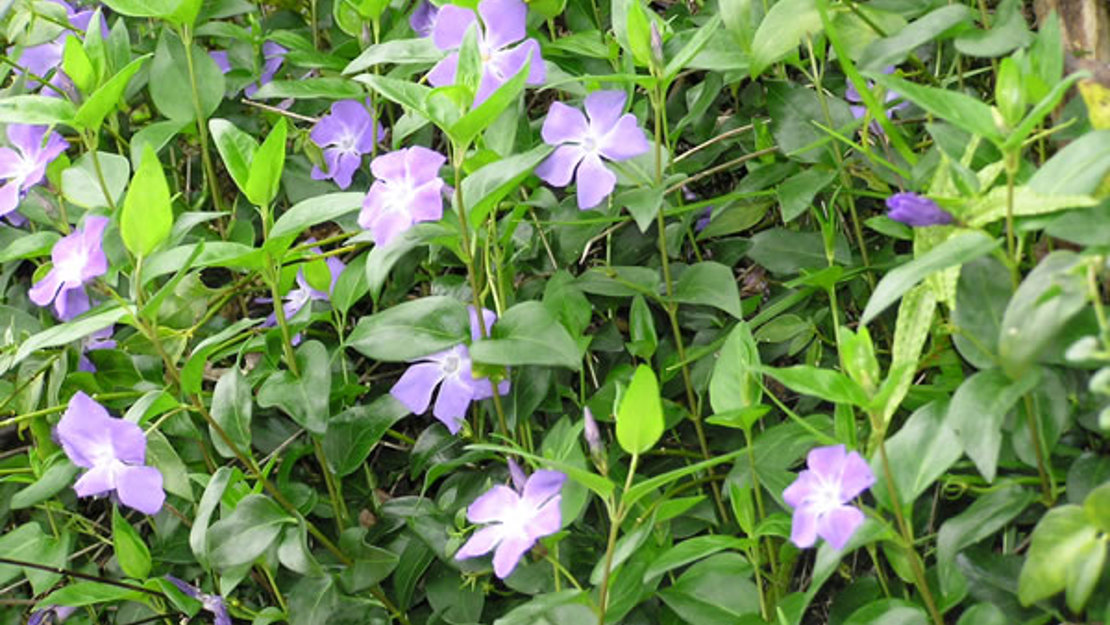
[
  {"left": 885, "top": 192, "right": 953, "bottom": 227},
  {"left": 650, "top": 23, "right": 664, "bottom": 68},
  {"left": 583, "top": 407, "right": 602, "bottom": 455}
]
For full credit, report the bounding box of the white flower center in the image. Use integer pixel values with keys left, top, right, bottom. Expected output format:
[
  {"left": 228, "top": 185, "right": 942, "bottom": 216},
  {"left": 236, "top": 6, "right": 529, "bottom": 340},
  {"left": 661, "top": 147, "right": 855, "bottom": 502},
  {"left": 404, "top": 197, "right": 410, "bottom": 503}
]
[
  {"left": 498, "top": 496, "right": 536, "bottom": 539},
  {"left": 336, "top": 133, "right": 358, "bottom": 154},
  {"left": 56, "top": 244, "right": 90, "bottom": 285},
  {"left": 442, "top": 353, "right": 461, "bottom": 375}
]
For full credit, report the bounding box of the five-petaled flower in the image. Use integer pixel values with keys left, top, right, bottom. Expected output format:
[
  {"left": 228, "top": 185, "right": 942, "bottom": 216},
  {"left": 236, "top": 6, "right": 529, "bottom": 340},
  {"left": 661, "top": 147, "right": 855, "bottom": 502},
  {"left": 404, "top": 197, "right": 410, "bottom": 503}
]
[
  {"left": 0, "top": 124, "right": 68, "bottom": 219},
  {"left": 410, "top": 1, "right": 439, "bottom": 38},
  {"left": 166, "top": 576, "right": 231, "bottom": 625},
  {"left": 266, "top": 254, "right": 345, "bottom": 325},
  {"left": 426, "top": 0, "right": 545, "bottom": 105},
  {"left": 310, "top": 100, "right": 382, "bottom": 189},
  {"left": 78, "top": 326, "right": 116, "bottom": 373},
  {"left": 390, "top": 307, "right": 510, "bottom": 434},
  {"left": 213, "top": 42, "right": 287, "bottom": 98},
  {"left": 455, "top": 465, "right": 566, "bottom": 579},
  {"left": 535, "top": 90, "right": 650, "bottom": 210},
  {"left": 29, "top": 215, "right": 109, "bottom": 321},
  {"left": 27, "top": 605, "right": 76, "bottom": 625},
  {"left": 358, "top": 146, "right": 447, "bottom": 247},
  {"left": 55, "top": 391, "right": 166, "bottom": 515},
  {"left": 885, "top": 192, "right": 954, "bottom": 227},
  {"left": 846, "top": 66, "right": 906, "bottom": 135},
  {"left": 783, "top": 444, "right": 874, "bottom": 550}
]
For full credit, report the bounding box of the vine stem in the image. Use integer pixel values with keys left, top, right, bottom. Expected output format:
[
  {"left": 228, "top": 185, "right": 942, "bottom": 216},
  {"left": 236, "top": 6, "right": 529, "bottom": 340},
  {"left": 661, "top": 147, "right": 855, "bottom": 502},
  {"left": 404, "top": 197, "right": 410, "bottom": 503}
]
[
  {"left": 877, "top": 439, "right": 944, "bottom": 625},
  {"left": 178, "top": 24, "right": 226, "bottom": 219},
  {"left": 596, "top": 453, "right": 638, "bottom": 625}
]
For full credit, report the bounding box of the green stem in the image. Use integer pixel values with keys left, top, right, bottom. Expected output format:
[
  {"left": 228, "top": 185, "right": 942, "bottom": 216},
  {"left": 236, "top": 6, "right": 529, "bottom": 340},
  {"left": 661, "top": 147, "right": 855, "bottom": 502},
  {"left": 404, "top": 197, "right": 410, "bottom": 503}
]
[
  {"left": 597, "top": 454, "right": 638, "bottom": 625},
  {"left": 85, "top": 134, "right": 117, "bottom": 211},
  {"left": 179, "top": 25, "right": 226, "bottom": 218}
]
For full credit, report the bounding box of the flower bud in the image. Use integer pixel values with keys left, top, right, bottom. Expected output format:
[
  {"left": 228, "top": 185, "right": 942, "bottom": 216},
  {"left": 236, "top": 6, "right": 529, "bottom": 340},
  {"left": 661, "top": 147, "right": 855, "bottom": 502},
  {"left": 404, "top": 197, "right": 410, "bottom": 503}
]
[
  {"left": 650, "top": 22, "right": 664, "bottom": 70},
  {"left": 507, "top": 458, "right": 528, "bottom": 493},
  {"left": 583, "top": 407, "right": 602, "bottom": 455},
  {"left": 885, "top": 192, "right": 954, "bottom": 227}
]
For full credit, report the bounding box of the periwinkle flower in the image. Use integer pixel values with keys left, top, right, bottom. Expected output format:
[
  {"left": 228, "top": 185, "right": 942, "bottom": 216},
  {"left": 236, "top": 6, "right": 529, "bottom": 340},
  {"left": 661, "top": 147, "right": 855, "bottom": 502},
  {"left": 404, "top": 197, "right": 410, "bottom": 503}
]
[
  {"left": 78, "top": 326, "right": 115, "bottom": 373},
  {"left": 56, "top": 391, "right": 165, "bottom": 515},
  {"left": 390, "top": 307, "right": 510, "bottom": 434},
  {"left": 28, "top": 216, "right": 109, "bottom": 321},
  {"left": 455, "top": 466, "right": 566, "bottom": 579},
  {"left": 269, "top": 255, "right": 345, "bottom": 325},
  {"left": 846, "top": 66, "right": 907, "bottom": 134},
  {"left": 411, "top": 1, "right": 439, "bottom": 38},
  {"left": 310, "top": 100, "right": 382, "bottom": 190},
  {"left": 582, "top": 407, "right": 602, "bottom": 456},
  {"left": 27, "top": 606, "right": 76, "bottom": 625},
  {"left": 783, "top": 444, "right": 874, "bottom": 550},
  {"left": 13, "top": 0, "right": 103, "bottom": 96},
  {"left": 0, "top": 124, "right": 68, "bottom": 218},
  {"left": 426, "top": 0, "right": 545, "bottom": 105},
  {"left": 535, "top": 91, "right": 650, "bottom": 210},
  {"left": 210, "top": 50, "right": 232, "bottom": 74},
  {"left": 166, "top": 576, "right": 231, "bottom": 625},
  {"left": 358, "top": 146, "right": 447, "bottom": 247},
  {"left": 885, "top": 192, "right": 953, "bottom": 227},
  {"left": 216, "top": 41, "right": 288, "bottom": 98}
]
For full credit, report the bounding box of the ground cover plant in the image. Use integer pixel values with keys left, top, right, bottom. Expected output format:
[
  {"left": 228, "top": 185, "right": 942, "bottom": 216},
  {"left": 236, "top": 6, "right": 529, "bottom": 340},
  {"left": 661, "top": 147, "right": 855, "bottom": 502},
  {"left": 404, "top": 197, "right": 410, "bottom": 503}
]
[{"left": 1, "top": 0, "right": 1109, "bottom": 623}]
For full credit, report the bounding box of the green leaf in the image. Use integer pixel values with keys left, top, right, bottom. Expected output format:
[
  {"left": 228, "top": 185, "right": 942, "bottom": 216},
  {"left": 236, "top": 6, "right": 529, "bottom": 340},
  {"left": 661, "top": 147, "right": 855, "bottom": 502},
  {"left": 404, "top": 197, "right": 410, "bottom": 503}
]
[
  {"left": 0, "top": 95, "right": 76, "bottom": 125},
  {"left": 0, "top": 231, "right": 59, "bottom": 263},
  {"left": 3, "top": 307, "right": 128, "bottom": 376},
  {"left": 872, "top": 401, "right": 961, "bottom": 508},
  {"left": 347, "top": 296, "right": 469, "bottom": 362},
  {"left": 615, "top": 365, "right": 664, "bottom": 455},
  {"left": 962, "top": 184, "right": 1097, "bottom": 228},
  {"left": 672, "top": 261, "right": 743, "bottom": 319},
  {"left": 210, "top": 368, "right": 252, "bottom": 458},
  {"left": 267, "top": 192, "right": 365, "bottom": 252},
  {"left": 189, "top": 467, "right": 234, "bottom": 566},
  {"left": 777, "top": 167, "right": 836, "bottom": 222},
  {"left": 998, "top": 251, "right": 1087, "bottom": 380},
  {"left": 245, "top": 118, "right": 288, "bottom": 207},
  {"left": 860, "top": 231, "right": 999, "bottom": 326},
  {"left": 38, "top": 581, "right": 144, "bottom": 607},
  {"left": 709, "top": 322, "right": 762, "bottom": 414},
  {"left": 73, "top": 54, "right": 148, "bottom": 131},
  {"left": 10, "top": 460, "right": 78, "bottom": 510},
  {"left": 626, "top": 294, "right": 657, "bottom": 360},
  {"left": 149, "top": 28, "right": 224, "bottom": 122},
  {"left": 642, "top": 535, "right": 751, "bottom": 584},
  {"left": 130, "top": 120, "right": 189, "bottom": 170},
  {"left": 209, "top": 118, "right": 258, "bottom": 195},
  {"left": 100, "top": 0, "right": 192, "bottom": 19},
  {"left": 956, "top": 604, "right": 1009, "bottom": 625},
  {"left": 952, "top": 257, "right": 1011, "bottom": 369},
  {"left": 63, "top": 36, "right": 95, "bottom": 94},
  {"left": 365, "top": 222, "right": 454, "bottom": 300},
  {"left": 657, "top": 553, "right": 760, "bottom": 625},
  {"left": 664, "top": 14, "right": 723, "bottom": 82},
  {"left": 466, "top": 443, "right": 615, "bottom": 499},
  {"left": 61, "top": 151, "right": 130, "bottom": 209},
  {"left": 767, "top": 82, "right": 854, "bottom": 164},
  {"left": 843, "top": 599, "right": 928, "bottom": 625},
  {"left": 1028, "top": 130, "right": 1110, "bottom": 196},
  {"left": 953, "top": 0, "right": 1031, "bottom": 58},
  {"left": 323, "top": 395, "right": 409, "bottom": 477},
  {"left": 460, "top": 144, "right": 552, "bottom": 227},
  {"left": 256, "top": 340, "right": 332, "bottom": 435},
  {"left": 207, "top": 494, "right": 294, "bottom": 569},
  {"left": 251, "top": 77, "right": 365, "bottom": 100},
  {"left": 470, "top": 301, "right": 582, "bottom": 370},
  {"left": 749, "top": 0, "right": 821, "bottom": 77},
  {"left": 120, "top": 144, "right": 173, "bottom": 258},
  {"left": 945, "top": 368, "right": 1040, "bottom": 482},
  {"left": 867, "top": 71, "right": 1003, "bottom": 144},
  {"left": 112, "top": 507, "right": 151, "bottom": 579},
  {"left": 355, "top": 74, "right": 433, "bottom": 120},
  {"left": 760, "top": 365, "right": 869, "bottom": 407},
  {"left": 343, "top": 38, "right": 443, "bottom": 74},
  {"left": 1018, "top": 505, "right": 1102, "bottom": 608},
  {"left": 860, "top": 5, "right": 972, "bottom": 70},
  {"left": 449, "top": 56, "right": 533, "bottom": 147}
]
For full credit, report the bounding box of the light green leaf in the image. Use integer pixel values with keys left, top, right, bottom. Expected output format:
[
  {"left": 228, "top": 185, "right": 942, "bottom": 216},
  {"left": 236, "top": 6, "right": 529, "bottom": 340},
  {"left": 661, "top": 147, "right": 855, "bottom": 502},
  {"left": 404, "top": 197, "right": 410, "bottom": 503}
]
[
  {"left": 615, "top": 365, "right": 664, "bottom": 455},
  {"left": 749, "top": 0, "right": 821, "bottom": 77},
  {"left": 120, "top": 144, "right": 173, "bottom": 257},
  {"left": 245, "top": 118, "right": 288, "bottom": 207},
  {"left": 112, "top": 507, "right": 151, "bottom": 579}
]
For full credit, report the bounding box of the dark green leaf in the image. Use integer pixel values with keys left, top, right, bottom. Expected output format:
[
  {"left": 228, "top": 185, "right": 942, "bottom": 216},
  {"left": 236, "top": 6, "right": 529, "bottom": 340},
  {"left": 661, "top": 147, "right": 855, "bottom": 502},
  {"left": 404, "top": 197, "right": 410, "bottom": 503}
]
[
  {"left": 470, "top": 301, "right": 583, "bottom": 370},
  {"left": 346, "top": 296, "right": 469, "bottom": 361}
]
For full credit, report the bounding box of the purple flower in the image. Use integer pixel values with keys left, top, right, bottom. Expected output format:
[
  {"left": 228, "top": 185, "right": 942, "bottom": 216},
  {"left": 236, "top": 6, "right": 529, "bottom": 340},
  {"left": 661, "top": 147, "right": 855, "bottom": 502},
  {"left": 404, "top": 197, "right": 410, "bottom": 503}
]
[
  {"left": 426, "top": 0, "right": 545, "bottom": 105},
  {"left": 534, "top": 91, "right": 650, "bottom": 210},
  {"left": 411, "top": 1, "right": 439, "bottom": 37},
  {"left": 244, "top": 42, "right": 287, "bottom": 98},
  {"left": 28, "top": 216, "right": 109, "bottom": 321},
  {"left": 582, "top": 407, "right": 602, "bottom": 455},
  {"left": 310, "top": 100, "right": 382, "bottom": 190},
  {"left": 358, "top": 146, "right": 447, "bottom": 247},
  {"left": 269, "top": 255, "right": 345, "bottom": 325},
  {"left": 210, "top": 50, "right": 232, "bottom": 74},
  {"left": 885, "top": 192, "right": 953, "bottom": 227},
  {"left": 55, "top": 391, "right": 165, "bottom": 515},
  {"left": 78, "top": 326, "right": 115, "bottom": 373},
  {"left": 846, "top": 66, "right": 906, "bottom": 134},
  {"left": 695, "top": 206, "right": 713, "bottom": 232},
  {"left": 782, "top": 444, "right": 874, "bottom": 550},
  {"left": 455, "top": 466, "right": 565, "bottom": 578},
  {"left": 166, "top": 576, "right": 231, "bottom": 625},
  {"left": 390, "top": 307, "right": 510, "bottom": 434},
  {"left": 27, "top": 606, "right": 76, "bottom": 625},
  {"left": 0, "top": 124, "right": 68, "bottom": 219},
  {"left": 12, "top": 0, "right": 103, "bottom": 96}
]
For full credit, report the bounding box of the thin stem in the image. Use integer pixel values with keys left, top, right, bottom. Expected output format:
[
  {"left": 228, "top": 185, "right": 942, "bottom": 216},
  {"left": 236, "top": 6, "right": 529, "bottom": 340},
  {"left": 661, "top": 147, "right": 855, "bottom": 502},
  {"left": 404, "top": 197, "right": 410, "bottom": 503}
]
[
  {"left": 878, "top": 439, "right": 944, "bottom": 625},
  {"left": 597, "top": 454, "right": 638, "bottom": 625},
  {"left": 85, "top": 134, "right": 117, "bottom": 211},
  {"left": 1021, "top": 392, "right": 1054, "bottom": 504},
  {"left": 179, "top": 24, "right": 226, "bottom": 218}
]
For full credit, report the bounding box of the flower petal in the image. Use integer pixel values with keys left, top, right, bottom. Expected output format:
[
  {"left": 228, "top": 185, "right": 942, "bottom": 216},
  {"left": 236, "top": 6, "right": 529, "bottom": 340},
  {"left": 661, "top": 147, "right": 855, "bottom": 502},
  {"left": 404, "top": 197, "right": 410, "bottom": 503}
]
[
  {"left": 408, "top": 180, "right": 445, "bottom": 223},
  {"left": 331, "top": 151, "right": 362, "bottom": 190},
  {"left": 521, "top": 470, "right": 566, "bottom": 508},
  {"left": 55, "top": 285, "right": 90, "bottom": 321},
  {"left": 116, "top": 465, "right": 166, "bottom": 515},
  {"left": 789, "top": 503, "right": 820, "bottom": 548},
  {"left": 597, "top": 114, "right": 649, "bottom": 162},
  {"left": 492, "top": 533, "right": 533, "bottom": 579},
  {"left": 782, "top": 470, "right": 818, "bottom": 508},
  {"left": 573, "top": 152, "right": 616, "bottom": 210},
  {"left": 455, "top": 525, "right": 502, "bottom": 560},
  {"left": 404, "top": 146, "right": 448, "bottom": 183},
  {"left": 432, "top": 6, "right": 477, "bottom": 51},
  {"left": 816, "top": 504, "right": 864, "bottom": 550},
  {"left": 391, "top": 362, "right": 445, "bottom": 416},
  {"left": 426, "top": 53, "right": 460, "bottom": 88},
  {"left": 806, "top": 444, "right": 847, "bottom": 479},
  {"left": 433, "top": 372, "right": 475, "bottom": 433},
  {"left": 467, "top": 484, "right": 519, "bottom": 523},
  {"left": 534, "top": 144, "right": 585, "bottom": 187},
  {"left": 28, "top": 268, "right": 63, "bottom": 309},
  {"left": 479, "top": 0, "right": 526, "bottom": 50},
  {"left": 541, "top": 102, "right": 589, "bottom": 146},
  {"left": 838, "top": 450, "right": 875, "bottom": 501},
  {"left": 73, "top": 463, "right": 116, "bottom": 498},
  {"left": 56, "top": 391, "right": 115, "bottom": 468},
  {"left": 584, "top": 90, "right": 627, "bottom": 131},
  {"left": 529, "top": 495, "right": 563, "bottom": 536},
  {"left": 106, "top": 418, "right": 147, "bottom": 466}
]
